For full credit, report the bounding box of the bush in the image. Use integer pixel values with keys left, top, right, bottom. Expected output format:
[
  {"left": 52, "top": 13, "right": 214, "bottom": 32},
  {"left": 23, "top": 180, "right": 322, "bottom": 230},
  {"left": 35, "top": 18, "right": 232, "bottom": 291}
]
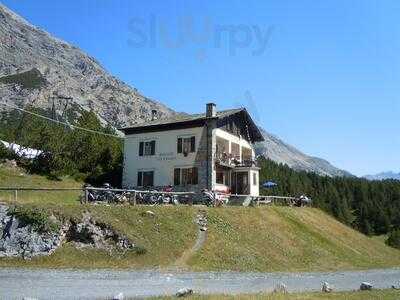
[
  {"left": 386, "top": 229, "right": 400, "bottom": 249},
  {"left": 134, "top": 245, "right": 147, "bottom": 255},
  {"left": 0, "top": 142, "right": 9, "bottom": 160},
  {"left": 9, "top": 206, "right": 60, "bottom": 233}
]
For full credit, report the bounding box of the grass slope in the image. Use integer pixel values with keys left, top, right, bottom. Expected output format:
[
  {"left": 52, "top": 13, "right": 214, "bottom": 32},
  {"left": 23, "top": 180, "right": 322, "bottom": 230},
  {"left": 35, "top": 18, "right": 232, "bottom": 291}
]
[
  {"left": 0, "top": 164, "right": 81, "bottom": 204},
  {"left": 1, "top": 165, "right": 400, "bottom": 271},
  {"left": 150, "top": 289, "right": 400, "bottom": 300},
  {"left": 189, "top": 207, "right": 400, "bottom": 272}
]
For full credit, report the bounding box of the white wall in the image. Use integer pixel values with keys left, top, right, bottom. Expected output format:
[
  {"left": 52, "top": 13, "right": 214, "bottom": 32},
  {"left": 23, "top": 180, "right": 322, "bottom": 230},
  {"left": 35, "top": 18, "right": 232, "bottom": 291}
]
[
  {"left": 122, "top": 127, "right": 205, "bottom": 189},
  {"left": 214, "top": 128, "right": 255, "bottom": 160},
  {"left": 122, "top": 126, "right": 260, "bottom": 196},
  {"left": 249, "top": 169, "right": 260, "bottom": 196},
  {"left": 214, "top": 129, "right": 259, "bottom": 196}
]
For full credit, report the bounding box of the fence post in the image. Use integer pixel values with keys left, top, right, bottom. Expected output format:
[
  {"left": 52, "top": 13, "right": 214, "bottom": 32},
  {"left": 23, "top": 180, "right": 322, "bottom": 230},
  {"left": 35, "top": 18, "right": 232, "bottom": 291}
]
[
  {"left": 14, "top": 189, "right": 18, "bottom": 202},
  {"left": 133, "top": 191, "right": 137, "bottom": 206},
  {"left": 84, "top": 188, "right": 89, "bottom": 203}
]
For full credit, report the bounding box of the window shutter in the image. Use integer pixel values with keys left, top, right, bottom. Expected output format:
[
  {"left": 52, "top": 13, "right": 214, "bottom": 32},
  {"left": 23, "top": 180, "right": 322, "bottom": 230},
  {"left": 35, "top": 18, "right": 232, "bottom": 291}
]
[
  {"left": 139, "top": 142, "right": 144, "bottom": 156},
  {"left": 137, "top": 171, "right": 143, "bottom": 186},
  {"left": 192, "top": 167, "right": 198, "bottom": 184},
  {"left": 174, "top": 168, "right": 181, "bottom": 186},
  {"left": 177, "top": 138, "right": 182, "bottom": 153},
  {"left": 190, "top": 136, "right": 196, "bottom": 152},
  {"left": 150, "top": 140, "right": 156, "bottom": 155}
]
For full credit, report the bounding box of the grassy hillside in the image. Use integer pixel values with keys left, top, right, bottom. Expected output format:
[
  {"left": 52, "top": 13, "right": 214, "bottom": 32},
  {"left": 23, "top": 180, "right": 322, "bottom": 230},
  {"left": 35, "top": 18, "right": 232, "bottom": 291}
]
[
  {"left": 188, "top": 206, "right": 400, "bottom": 272},
  {"left": 150, "top": 289, "right": 400, "bottom": 300},
  {"left": 0, "top": 163, "right": 81, "bottom": 204},
  {"left": 1, "top": 164, "right": 400, "bottom": 271}
]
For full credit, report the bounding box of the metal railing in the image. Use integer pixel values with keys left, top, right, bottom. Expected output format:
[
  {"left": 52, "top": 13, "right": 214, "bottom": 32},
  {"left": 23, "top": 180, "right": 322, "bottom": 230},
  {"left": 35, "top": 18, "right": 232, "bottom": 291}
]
[
  {"left": 0, "top": 186, "right": 195, "bottom": 204},
  {"left": 215, "top": 152, "right": 258, "bottom": 168}
]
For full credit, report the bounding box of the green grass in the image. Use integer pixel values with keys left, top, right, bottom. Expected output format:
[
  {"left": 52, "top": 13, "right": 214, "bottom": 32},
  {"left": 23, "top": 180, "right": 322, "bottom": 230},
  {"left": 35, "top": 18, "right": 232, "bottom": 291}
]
[
  {"left": 188, "top": 206, "right": 400, "bottom": 272},
  {"left": 149, "top": 289, "right": 400, "bottom": 300},
  {"left": 0, "top": 163, "right": 81, "bottom": 204},
  {"left": 1, "top": 165, "right": 400, "bottom": 271}
]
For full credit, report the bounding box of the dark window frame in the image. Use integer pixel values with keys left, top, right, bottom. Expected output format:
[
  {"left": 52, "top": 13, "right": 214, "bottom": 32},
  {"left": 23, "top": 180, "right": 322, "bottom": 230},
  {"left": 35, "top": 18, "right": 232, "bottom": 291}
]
[
  {"left": 177, "top": 136, "right": 196, "bottom": 155},
  {"left": 176, "top": 167, "right": 198, "bottom": 185},
  {"left": 137, "top": 170, "right": 154, "bottom": 187},
  {"left": 139, "top": 140, "right": 156, "bottom": 156}
]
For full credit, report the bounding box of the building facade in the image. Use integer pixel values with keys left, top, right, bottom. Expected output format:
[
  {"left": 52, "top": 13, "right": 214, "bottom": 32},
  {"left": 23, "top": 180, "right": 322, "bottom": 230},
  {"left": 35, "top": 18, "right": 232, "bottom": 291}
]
[{"left": 120, "top": 103, "right": 264, "bottom": 196}]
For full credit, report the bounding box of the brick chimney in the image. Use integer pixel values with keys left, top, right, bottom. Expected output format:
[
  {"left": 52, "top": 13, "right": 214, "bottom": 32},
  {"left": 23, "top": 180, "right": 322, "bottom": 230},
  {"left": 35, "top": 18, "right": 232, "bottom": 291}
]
[{"left": 206, "top": 103, "right": 216, "bottom": 118}]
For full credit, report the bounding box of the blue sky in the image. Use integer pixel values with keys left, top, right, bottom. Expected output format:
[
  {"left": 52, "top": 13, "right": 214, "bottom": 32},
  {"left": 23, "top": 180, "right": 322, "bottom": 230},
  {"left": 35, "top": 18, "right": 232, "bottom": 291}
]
[{"left": 2, "top": 0, "right": 399, "bottom": 176}]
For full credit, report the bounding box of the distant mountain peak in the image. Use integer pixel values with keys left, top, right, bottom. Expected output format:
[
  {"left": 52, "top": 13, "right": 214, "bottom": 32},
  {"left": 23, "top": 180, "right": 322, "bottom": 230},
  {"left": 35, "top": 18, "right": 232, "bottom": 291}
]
[
  {"left": 254, "top": 128, "right": 352, "bottom": 177},
  {"left": 364, "top": 171, "right": 400, "bottom": 181}
]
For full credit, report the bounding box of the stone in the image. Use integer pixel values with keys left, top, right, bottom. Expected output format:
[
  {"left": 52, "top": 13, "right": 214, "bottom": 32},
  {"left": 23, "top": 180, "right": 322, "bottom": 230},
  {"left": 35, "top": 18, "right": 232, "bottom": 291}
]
[
  {"left": 322, "top": 282, "right": 333, "bottom": 293},
  {"left": 112, "top": 292, "right": 124, "bottom": 300},
  {"left": 144, "top": 210, "right": 156, "bottom": 217},
  {"left": 273, "top": 283, "right": 288, "bottom": 293},
  {"left": 0, "top": 204, "right": 64, "bottom": 259},
  {"left": 0, "top": 205, "right": 136, "bottom": 258},
  {"left": 176, "top": 288, "right": 193, "bottom": 297},
  {"left": 360, "top": 282, "right": 373, "bottom": 291}
]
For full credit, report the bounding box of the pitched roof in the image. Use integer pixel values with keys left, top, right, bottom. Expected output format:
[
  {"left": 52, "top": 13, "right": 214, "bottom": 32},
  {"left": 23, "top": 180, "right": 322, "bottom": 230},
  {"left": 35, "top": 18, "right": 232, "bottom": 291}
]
[
  {"left": 120, "top": 107, "right": 264, "bottom": 142},
  {"left": 124, "top": 108, "right": 242, "bottom": 128}
]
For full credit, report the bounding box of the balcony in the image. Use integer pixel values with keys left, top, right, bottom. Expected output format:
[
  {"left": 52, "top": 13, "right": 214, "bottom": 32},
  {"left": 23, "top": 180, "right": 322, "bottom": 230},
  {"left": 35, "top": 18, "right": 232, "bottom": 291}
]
[{"left": 215, "top": 151, "right": 258, "bottom": 168}]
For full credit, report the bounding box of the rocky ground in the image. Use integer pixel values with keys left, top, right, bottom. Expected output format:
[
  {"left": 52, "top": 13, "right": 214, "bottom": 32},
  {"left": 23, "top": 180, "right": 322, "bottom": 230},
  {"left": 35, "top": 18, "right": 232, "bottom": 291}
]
[{"left": 0, "top": 204, "right": 136, "bottom": 259}]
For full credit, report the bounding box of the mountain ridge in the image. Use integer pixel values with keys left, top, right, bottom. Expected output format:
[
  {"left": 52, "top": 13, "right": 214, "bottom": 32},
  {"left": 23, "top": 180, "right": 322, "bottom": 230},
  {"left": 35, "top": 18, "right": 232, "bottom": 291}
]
[
  {"left": 364, "top": 171, "right": 400, "bottom": 181},
  {"left": 0, "top": 4, "right": 350, "bottom": 177}
]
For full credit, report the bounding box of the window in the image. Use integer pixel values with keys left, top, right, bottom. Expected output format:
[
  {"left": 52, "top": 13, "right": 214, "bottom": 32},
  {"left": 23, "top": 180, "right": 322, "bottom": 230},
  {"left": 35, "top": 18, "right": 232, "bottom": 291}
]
[
  {"left": 253, "top": 172, "right": 257, "bottom": 186},
  {"left": 137, "top": 171, "right": 154, "bottom": 187},
  {"left": 139, "top": 141, "right": 155, "bottom": 156},
  {"left": 216, "top": 171, "right": 224, "bottom": 184},
  {"left": 216, "top": 170, "right": 230, "bottom": 186},
  {"left": 177, "top": 136, "right": 195, "bottom": 156},
  {"left": 174, "top": 167, "right": 198, "bottom": 185},
  {"left": 174, "top": 168, "right": 181, "bottom": 186}
]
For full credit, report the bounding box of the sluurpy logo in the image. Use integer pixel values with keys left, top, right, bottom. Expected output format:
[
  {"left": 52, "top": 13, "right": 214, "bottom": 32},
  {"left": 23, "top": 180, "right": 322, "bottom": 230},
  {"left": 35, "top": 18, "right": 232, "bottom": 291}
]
[{"left": 127, "top": 15, "right": 274, "bottom": 59}]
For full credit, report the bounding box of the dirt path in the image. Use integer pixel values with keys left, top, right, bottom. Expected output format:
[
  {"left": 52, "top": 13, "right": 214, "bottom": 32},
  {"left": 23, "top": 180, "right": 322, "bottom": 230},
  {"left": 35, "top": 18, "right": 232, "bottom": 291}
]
[{"left": 173, "top": 210, "right": 207, "bottom": 268}]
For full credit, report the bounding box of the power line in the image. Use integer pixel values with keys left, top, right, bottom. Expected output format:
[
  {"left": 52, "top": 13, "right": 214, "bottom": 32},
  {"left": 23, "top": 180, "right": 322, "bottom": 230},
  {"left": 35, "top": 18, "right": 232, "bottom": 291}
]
[{"left": 0, "top": 101, "right": 123, "bottom": 139}]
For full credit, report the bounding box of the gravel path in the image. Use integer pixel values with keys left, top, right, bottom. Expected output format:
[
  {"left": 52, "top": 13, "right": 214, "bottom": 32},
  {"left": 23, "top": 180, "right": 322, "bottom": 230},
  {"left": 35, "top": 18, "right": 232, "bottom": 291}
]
[{"left": 1, "top": 268, "right": 400, "bottom": 299}]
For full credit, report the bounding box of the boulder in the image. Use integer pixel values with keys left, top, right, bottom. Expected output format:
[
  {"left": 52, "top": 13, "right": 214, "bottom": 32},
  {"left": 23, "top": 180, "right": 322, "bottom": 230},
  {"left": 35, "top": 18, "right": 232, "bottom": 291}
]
[
  {"left": 273, "top": 283, "right": 288, "bottom": 293},
  {"left": 176, "top": 288, "right": 193, "bottom": 297},
  {"left": 360, "top": 282, "right": 373, "bottom": 291},
  {"left": 322, "top": 282, "right": 333, "bottom": 293},
  {"left": 144, "top": 210, "right": 156, "bottom": 217},
  {"left": 0, "top": 204, "right": 64, "bottom": 259}
]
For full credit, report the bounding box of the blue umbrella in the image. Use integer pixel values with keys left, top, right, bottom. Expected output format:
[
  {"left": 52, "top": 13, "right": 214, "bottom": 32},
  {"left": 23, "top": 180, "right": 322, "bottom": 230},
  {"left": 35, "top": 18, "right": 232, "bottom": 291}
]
[{"left": 263, "top": 181, "right": 278, "bottom": 188}]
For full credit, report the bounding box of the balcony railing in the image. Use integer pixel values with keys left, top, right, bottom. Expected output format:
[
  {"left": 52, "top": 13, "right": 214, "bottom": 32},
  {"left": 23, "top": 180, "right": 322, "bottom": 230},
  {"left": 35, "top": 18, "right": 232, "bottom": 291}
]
[{"left": 215, "top": 151, "right": 258, "bottom": 168}]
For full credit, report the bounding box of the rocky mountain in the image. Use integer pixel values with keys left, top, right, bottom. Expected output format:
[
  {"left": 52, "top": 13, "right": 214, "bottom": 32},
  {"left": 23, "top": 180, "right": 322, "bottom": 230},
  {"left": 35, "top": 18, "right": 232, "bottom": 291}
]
[
  {"left": 254, "top": 128, "right": 352, "bottom": 177},
  {"left": 0, "top": 4, "right": 175, "bottom": 127},
  {"left": 0, "top": 4, "right": 351, "bottom": 177},
  {"left": 364, "top": 171, "right": 400, "bottom": 181}
]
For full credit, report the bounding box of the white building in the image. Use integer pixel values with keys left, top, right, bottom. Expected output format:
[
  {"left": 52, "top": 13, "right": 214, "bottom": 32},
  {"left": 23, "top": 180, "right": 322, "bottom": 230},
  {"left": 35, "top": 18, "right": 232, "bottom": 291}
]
[{"left": 120, "top": 103, "right": 264, "bottom": 197}]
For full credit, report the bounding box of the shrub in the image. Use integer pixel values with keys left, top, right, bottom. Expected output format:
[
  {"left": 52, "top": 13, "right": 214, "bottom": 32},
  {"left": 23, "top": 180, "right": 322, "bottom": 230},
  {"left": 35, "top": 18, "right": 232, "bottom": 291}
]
[
  {"left": 9, "top": 206, "right": 60, "bottom": 233},
  {"left": 134, "top": 245, "right": 147, "bottom": 255},
  {"left": 0, "top": 142, "right": 9, "bottom": 160},
  {"left": 386, "top": 229, "right": 400, "bottom": 249}
]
